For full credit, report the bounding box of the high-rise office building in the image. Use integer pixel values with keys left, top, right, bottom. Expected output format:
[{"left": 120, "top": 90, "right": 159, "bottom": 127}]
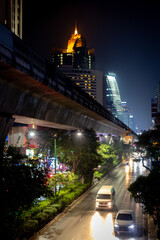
[
  {"left": 60, "top": 65, "right": 103, "bottom": 105},
  {"left": 121, "top": 101, "right": 136, "bottom": 131},
  {"left": 105, "top": 73, "right": 123, "bottom": 121},
  {"left": 52, "top": 24, "right": 95, "bottom": 70},
  {"left": 151, "top": 82, "right": 160, "bottom": 127},
  {"left": 0, "top": 0, "right": 23, "bottom": 39},
  {"left": 52, "top": 25, "right": 104, "bottom": 105}
]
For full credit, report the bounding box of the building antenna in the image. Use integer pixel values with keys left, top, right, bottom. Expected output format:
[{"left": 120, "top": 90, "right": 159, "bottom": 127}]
[{"left": 74, "top": 20, "right": 78, "bottom": 35}]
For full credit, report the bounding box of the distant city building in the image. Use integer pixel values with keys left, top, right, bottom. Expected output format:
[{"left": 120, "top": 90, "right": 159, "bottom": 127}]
[
  {"left": 52, "top": 24, "right": 95, "bottom": 70},
  {"left": 121, "top": 101, "right": 130, "bottom": 126},
  {"left": 121, "top": 101, "right": 136, "bottom": 131},
  {"left": 52, "top": 24, "right": 104, "bottom": 105},
  {"left": 151, "top": 82, "right": 160, "bottom": 127},
  {"left": 59, "top": 65, "right": 104, "bottom": 105},
  {"left": 0, "top": 0, "right": 23, "bottom": 39},
  {"left": 105, "top": 73, "right": 123, "bottom": 121}
]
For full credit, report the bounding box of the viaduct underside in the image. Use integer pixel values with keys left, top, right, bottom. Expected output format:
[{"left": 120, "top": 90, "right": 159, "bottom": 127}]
[{"left": 0, "top": 61, "right": 127, "bottom": 147}]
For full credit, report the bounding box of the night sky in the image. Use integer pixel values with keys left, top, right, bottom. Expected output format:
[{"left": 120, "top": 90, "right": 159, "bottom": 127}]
[{"left": 23, "top": 1, "right": 160, "bottom": 131}]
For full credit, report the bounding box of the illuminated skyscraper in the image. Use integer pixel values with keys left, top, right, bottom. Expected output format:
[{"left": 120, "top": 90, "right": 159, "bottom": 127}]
[
  {"left": 0, "top": 0, "right": 23, "bottom": 39},
  {"left": 105, "top": 73, "right": 123, "bottom": 121},
  {"left": 51, "top": 24, "right": 104, "bottom": 105},
  {"left": 151, "top": 82, "right": 160, "bottom": 127},
  {"left": 121, "top": 101, "right": 136, "bottom": 131},
  {"left": 52, "top": 24, "right": 95, "bottom": 70},
  {"left": 60, "top": 65, "right": 103, "bottom": 105}
]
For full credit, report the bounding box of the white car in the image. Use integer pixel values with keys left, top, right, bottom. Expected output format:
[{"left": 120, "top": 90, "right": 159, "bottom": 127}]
[{"left": 114, "top": 209, "right": 136, "bottom": 236}]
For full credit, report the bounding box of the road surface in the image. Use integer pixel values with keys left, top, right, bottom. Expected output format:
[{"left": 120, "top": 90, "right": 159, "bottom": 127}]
[{"left": 33, "top": 159, "right": 150, "bottom": 240}]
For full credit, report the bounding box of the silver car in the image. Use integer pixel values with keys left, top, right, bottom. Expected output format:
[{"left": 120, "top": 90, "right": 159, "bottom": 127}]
[{"left": 114, "top": 209, "right": 136, "bottom": 236}]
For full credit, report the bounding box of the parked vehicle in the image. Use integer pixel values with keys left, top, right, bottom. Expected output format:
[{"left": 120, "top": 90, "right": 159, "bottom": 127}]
[{"left": 96, "top": 185, "right": 115, "bottom": 210}]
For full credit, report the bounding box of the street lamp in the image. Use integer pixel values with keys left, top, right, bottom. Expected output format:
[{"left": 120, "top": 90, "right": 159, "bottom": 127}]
[
  {"left": 29, "top": 131, "right": 35, "bottom": 137},
  {"left": 77, "top": 130, "right": 82, "bottom": 136},
  {"left": 53, "top": 133, "right": 57, "bottom": 194},
  {"left": 54, "top": 137, "right": 57, "bottom": 175}
]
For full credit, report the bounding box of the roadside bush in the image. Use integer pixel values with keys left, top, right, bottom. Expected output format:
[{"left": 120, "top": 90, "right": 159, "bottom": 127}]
[
  {"left": 62, "top": 195, "right": 72, "bottom": 205},
  {"left": 43, "top": 206, "right": 57, "bottom": 219},
  {"left": 94, "top": 171, "right": 103, "bottom": 180},
  {"left": 58, "top": 189, "right": 70, "bottom": 197},
  {"left": 76, "top": 183, "right": 89, "bottom": 191},
  {"left": 33, "top": 212, "right": 49, "bottom": 226},
  {"left": 74, "top": 188, "right": 83, "bottom": 197},
  {"left": 23, "top": 219, "right": 38, "bottom": 237},
  {"left": 38, "top": 199, "right": 52, "bottom": 210},
  {"left": 15, "top": 182, "right": 90, "bottom": 239},
  {"left": 66, "top": 184, "right": 76, "bottom": 191},
  {"left": 51, "top": 203, "right": 63, "bottom": 211}
]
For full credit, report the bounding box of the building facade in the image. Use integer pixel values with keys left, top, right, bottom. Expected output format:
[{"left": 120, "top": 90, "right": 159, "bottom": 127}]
[
  {"left": 151, "top": 82, "right": 160, "bottom": 127},
  {"left": 105, "top": 73, "right": 123, "bottom": 121},
  {"left": 52, "top": 25, "right": 95, "bottom": 70},
  {"left": 121, "top": 101, "right": 136, "bottom": 132},
  {"left": 59, "top": 65, "right": 104, "bottom": 105},
  {"left": 52, "top": 25, "right": 104, "bottom": 105},
  {"left": 0, "top": 0, "right": 23, "bottom": 39}
]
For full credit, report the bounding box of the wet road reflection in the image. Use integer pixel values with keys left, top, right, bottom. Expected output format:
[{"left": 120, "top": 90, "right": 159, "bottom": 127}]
[{"left": 90, "top": 212, "right": 115, "bottom": 240}]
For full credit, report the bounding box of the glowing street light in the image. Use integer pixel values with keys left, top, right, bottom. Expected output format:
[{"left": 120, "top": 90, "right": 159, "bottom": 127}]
[
  {"left": 77, "top": 131, "right": 82, "bottom": 136},
  {"left": 29, "top": 131, "right": 35, "bottom": 137}
]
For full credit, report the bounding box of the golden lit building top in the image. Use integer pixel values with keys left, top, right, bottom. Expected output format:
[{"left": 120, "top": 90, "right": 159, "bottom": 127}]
[{"left": 67, "top": 24, "right": 82, "bottom": 53}]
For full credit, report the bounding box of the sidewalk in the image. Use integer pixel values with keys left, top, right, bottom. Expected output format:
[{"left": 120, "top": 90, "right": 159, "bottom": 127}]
[{"left": 148, "top": 215, "right": 157, "bottom": 240}]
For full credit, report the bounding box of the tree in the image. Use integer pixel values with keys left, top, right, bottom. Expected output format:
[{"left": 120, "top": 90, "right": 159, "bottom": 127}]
[
  {"left": 137, "top": 129, "right": 160, "bottom": 160},
  {"left": 49, "top": 172, "right": 78, "bottom": 195},
  {"left": 135, "top": 127, "right": 160, "bottom": 171},
  {"left": 97, "top": 140, "right": 131, "bottom": 167},
  {"left": 112, "top": 140, "right": 132, "bottom": 161},
  {"left": 128, "top": 169, "right": 160, "bottom": 226},
  {"left": 97, "top": 144, "right": 116, "bottom": 167},
  {"left": 56, "top": 129, "right": 102, "bottom": 183},
  {"left": 0, "top": 147, "right": 51, "bottom": 239}
]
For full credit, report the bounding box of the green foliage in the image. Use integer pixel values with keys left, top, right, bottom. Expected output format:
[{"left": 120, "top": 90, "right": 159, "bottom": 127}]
[
  {"left": 97, "top": 140, "right": 131, "bottom": 169},
  {"left": 97, "top": 144, "right": 114, "bottom": 159},
  {"left": 97, "top": 144, "right": 119, "bottom": 167},
  {"left": 23, "top": 220, "right": 38, "bottom": 236},
  {"left": 0, "top": 157, "right": 51, "bottom": 240},
  {"left": 94, "top": 166, "right": 113, "bottom": 180},
  {"left": 1, "top": 164, "right": 50, "bottom": 213},
  {"left": 136, "top": 128, "right": 160, "bottom": 160},
  {"left": 33, "top": 212, "right": 49, "bottom": 226},
  {"left": 58, "top": 189, "right": 70, "bottom": 197},
  {"left": 57, "top": 129, "right": 102, "bottom": 183},
  {"left": 94, "top": 171, "right": 103, "bottom": 180},
  {"left": 43, "top": 206, "right": 57, "bottom": 219},
  {"left": 51, "top": 203, "right": 62, "bottom": 211},
  {"left": 5, "top": 145, "right": 27, "bottom": 164},
  {"left": 128, "top": 169, "right": 160, "bottom": 215},
  {"left": 48, "top": 172, "right": 78, "bottom": 195},
  {"left": 74, "top": 188, "right": 83, "bottom": 197}
]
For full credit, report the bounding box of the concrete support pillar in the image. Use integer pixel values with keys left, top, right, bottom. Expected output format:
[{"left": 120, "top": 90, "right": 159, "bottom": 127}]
[{"left": 0, "top": 113, "right": 15, "bottom": 163}]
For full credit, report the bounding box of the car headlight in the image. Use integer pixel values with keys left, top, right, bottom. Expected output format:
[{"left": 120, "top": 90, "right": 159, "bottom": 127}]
[
  {"left": 114, "top": 223, "right": 119, "bottom": 228},
  {"left": 128, "top": 224, "right": 134, "bottom": 229},
  {"left": 108, "top": 202, "right": 112, "bottom": 206}
]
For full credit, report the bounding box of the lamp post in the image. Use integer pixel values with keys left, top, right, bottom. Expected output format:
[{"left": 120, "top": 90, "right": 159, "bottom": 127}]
[
  {"left": 54, "top": 134, "right": 57, "bottom": 194},
  {"left": 54, "top": 138, "right": 57, "bottom": 175}
]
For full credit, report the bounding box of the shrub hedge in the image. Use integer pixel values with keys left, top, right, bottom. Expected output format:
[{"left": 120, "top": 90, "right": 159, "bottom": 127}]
[{"left": 17, "top": 182, "right": 90, "bottom": 239}]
